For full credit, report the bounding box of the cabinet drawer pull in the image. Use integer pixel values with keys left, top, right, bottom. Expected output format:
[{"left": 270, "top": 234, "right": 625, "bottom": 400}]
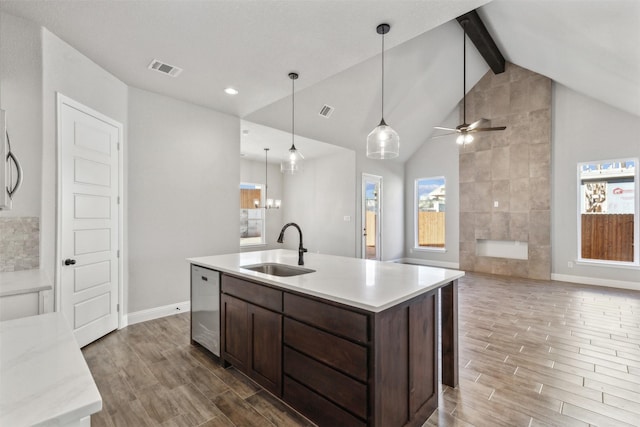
[{"left": 201, "top": 276, "right": 208, "bottom": 281}]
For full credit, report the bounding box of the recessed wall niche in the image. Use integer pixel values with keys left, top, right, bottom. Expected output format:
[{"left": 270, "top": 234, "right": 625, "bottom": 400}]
[{"left": 459, "top": 62, "right": 551, "bottom": 280}]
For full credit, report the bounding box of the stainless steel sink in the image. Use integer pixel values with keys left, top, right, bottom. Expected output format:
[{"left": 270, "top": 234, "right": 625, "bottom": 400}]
[{"left": 240, "top": 263, "right": 315, "bottom": 277}]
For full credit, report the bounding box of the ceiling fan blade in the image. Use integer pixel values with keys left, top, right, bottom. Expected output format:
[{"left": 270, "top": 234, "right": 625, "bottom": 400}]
[
  {"left": 431, "top": 133, "right": 456, "bottom": 139},
  {"left": 467, "top": 118, "right": 489, "bottom": 130},
  {"left": 434, "top": 126, "right": 458, "bottom": 132},
  {"left": 469, "top": 126, "right": 507, "bottom": 132}
]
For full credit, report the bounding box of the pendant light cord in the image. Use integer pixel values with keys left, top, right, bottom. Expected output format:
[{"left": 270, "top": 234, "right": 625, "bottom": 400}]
[
  {"left": 265, "top": 148, "right": 268, "bottom": 204},
  {"left": 462, "top": 20, "right": 467, "bottom": 125},
  {"left": 291, "top": 75, "right": 295, "bottom": 150},
  {"left": 381, "top": 30, "right": 385, "bottom": 121}
]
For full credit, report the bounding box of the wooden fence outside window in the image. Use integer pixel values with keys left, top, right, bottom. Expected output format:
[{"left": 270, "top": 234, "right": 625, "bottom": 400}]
[
  {"left": 418, "top": 212, "right": 445, "bottom": 248},
  {"left": 581, "top": 214, "right": 634, "bottom": 262}
]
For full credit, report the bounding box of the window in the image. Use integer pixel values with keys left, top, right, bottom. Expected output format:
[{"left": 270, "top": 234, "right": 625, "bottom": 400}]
[
  {"left": 578, "top": 159, "right": 638, "bottom": 264},
  {"left": 240, "top": 183, "right": 265, "bottom": 246},
  {"left": 415, "top": 177, "right": 446, "bottom": 250}
]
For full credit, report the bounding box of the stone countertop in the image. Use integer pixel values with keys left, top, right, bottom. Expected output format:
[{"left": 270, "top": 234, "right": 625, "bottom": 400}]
[
  {"left": 0, "top": 269, "right": 52, "bottom": 297},
  {"left": 0, "top": 312, "right": 102, "bottom": 426},
  {"left": 188, "top": 249, "right": 464, "bottom": 313}
]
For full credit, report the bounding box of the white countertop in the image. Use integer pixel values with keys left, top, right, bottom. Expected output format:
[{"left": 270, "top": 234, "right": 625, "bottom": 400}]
[
  {"left": 0, "top": 312, "right": 102, "bottom": 426},
  {"left": 0, "top": 269, "right": 52, "bottom": 297},
  {"left": 188, "top": 249, "right": 464, "bottom": 312}
]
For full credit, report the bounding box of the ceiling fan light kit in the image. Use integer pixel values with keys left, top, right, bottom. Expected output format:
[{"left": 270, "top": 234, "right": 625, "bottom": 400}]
[
  {"left": 367, "top": 23, "right": 399, "bottom": 160},
  {"left": 434, "top": 18, "right": 506, "bottom": 145},
  {"left": 281, "top": 72, "right": 304, "bottom": 174}
]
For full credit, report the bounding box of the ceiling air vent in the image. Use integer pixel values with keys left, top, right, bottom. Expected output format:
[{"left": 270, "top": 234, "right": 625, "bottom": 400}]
[
  {"left": 318, "top": 104, "right": 334, "bottom": 118},
  {"left": 148, "top": 59, "right": 183, "bottom": 77}
]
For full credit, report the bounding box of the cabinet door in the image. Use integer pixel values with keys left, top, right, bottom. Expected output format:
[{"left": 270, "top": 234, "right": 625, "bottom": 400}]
[
  {"left": 221, "top": 294, "right": 248, "bottom": 370},
  {"left": 248, "top": 304, "right": 282, "bottom": 396}
]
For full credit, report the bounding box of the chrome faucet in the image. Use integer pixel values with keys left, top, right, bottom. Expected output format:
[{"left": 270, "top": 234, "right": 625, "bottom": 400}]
[{"left": 277, "top": 222, "right": 307, "bottom": 265}]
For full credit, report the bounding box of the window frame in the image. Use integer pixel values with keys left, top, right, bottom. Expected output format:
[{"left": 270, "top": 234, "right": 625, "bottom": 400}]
[
  {"left": 414, "top": 176, "right": 447, "bottom": 252},
  {"left": 576, "top": 157, "right": 639, "bottom": 267}
]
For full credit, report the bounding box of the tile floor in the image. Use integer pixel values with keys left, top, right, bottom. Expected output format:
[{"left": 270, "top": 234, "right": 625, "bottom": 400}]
[{"left": 82, "top": 272, "right": 640, "bottom": 426}]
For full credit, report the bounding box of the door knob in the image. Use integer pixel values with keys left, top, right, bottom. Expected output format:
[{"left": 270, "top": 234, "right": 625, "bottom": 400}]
[{"left": 64, "top": 258, "right": 76, "bottom": 266}]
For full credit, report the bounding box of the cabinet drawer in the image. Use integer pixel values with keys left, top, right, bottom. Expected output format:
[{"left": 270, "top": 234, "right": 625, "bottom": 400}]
[
  {"left": 284, "top": 318, "right": 367, "bottom": 381},
  {"left": 284, "top": 376, "right": 366, "bottom": 427},
  {"left": 284, "top": 347, "right": 367, "bottom": 420},
  {"left": 284, "top": 293, "right": 368, "bottom": 343},
  {"left": 221, "top": 275, "right": 282, "bottom": 311}
]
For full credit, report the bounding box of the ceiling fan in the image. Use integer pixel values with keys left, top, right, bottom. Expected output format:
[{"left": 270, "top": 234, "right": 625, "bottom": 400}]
[{"left": 434, "top": 18, "right": 506, "bottom": 145}]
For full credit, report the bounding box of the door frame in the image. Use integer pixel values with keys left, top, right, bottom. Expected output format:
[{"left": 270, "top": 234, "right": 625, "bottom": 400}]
[
  {"left": 361, "top": 173, "right": 383, "bottom": 260},
  {"left": 55, "top": 93, "right": 125, "bottom": 330}
]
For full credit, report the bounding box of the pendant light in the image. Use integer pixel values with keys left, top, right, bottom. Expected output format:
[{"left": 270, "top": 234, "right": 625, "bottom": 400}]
[
  {"left": 255, "top": 148, "right": 281, "bottom": 209},
  {"left": 281, "top": 72, "right": 304, "bottom": 174},
  {"left": 367, "top": 23, "right": 399, "bottom": 160}
]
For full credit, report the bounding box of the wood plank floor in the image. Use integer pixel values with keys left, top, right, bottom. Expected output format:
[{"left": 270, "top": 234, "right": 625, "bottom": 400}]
[{"left": 82, "top": 273, "right": 640, "bottom": 426}]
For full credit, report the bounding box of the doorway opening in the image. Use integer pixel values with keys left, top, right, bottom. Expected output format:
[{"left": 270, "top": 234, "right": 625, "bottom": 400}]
[{"left": 362, "top": 174, "right": 382, "bottom": 260}]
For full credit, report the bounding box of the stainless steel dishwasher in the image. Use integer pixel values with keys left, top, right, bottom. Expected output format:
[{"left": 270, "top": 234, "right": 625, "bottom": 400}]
[{"left": 191, "top": 265, "right": 220, "bottom": 357}]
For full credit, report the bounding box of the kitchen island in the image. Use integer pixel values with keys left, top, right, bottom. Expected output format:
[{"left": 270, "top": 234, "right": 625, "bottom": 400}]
[{"left": 188, "top": 249, "right": 463, "bottom": 427}]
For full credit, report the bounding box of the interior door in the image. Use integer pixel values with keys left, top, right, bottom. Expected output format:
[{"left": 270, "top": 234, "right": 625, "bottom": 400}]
[
  {"left": 362, "top": 174, "right": 382, "bottom": 260},
  {"left": 59, "top": 96, "right": 121, "bottom": 348}
]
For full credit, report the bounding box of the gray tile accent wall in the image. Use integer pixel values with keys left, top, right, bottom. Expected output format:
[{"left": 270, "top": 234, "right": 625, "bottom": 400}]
[
  {"left": 0, "top": 217, "right": 40, "bottom": 272},
  {"left": 459, "top": 63, "right": 551, "bottom": 280}
]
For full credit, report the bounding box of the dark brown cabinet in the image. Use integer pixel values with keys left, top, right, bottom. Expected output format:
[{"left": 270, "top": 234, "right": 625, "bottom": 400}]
[
  {"left": 221, "top": 294, "right": 249, "bottom": 371},
  {"left": 217, "top": 270, "right": 453, "bottom": 427},
  {"left": 221, "top": 278, "right": 282, "bottom": 396},
  {"left": 247, "top": 303, "right": 281, "bottom": 394}
]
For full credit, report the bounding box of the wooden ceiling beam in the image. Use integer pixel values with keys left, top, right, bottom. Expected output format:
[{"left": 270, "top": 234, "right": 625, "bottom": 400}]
[{"left": 456, "top": 10, "right": 505, "bottom": 74}]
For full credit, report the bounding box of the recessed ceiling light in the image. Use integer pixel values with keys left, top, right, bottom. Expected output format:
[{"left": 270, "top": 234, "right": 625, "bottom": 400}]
[{"left": 224, "top": 87, "right": 239, "bottom": 95}]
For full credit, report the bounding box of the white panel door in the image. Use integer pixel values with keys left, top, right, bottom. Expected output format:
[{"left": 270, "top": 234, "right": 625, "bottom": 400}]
[{"left": 60, "top": 99, "right": 120, "bottom": 348}]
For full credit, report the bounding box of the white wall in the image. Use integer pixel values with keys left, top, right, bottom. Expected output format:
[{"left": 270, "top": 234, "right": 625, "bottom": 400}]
[
  {"left": 128, "top": 87, "right": 240, "bottom": 313},
  {"left": 40, "top": 28, "right": 129, "bottom": 309},
  {"left": 552, "top": 83, "right": 640, "bottom": 287},
  {"left": 356, "top": 154, "right": 405, "bottom": 261},
  {"left": 404, "top": 108, "right": 460, "bottom": 268},
  {"left": 0, "top": 13, "right": 42, "bottom": 218},
  {"left": 282, "top": 151, "right": 357, "bottom": 257},
  {"left": 240, "top": 158, "right": 283, "bottom": 251}
]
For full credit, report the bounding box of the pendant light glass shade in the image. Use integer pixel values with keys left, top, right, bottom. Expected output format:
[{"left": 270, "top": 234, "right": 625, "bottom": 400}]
[
  {"left": 367, "top": 118, "right": 400, "bottom": 159},
  {"left": 281, "top": 72, "right": 304, "bottom": 174},
  {"left": 367, "top": 23, "right": 399, "bottom": 160},
  {"left": 281, "top": 146, "right": 304, "bottom": 174}
]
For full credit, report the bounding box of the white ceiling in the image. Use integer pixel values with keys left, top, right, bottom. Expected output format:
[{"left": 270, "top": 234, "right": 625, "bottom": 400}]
[
  {"left": 240, "top": 120, "right": 348, "bottom": 163},
  {"left": 479, "top": 0, "right": 640, "bottom": 118},
  {"left": 0, "top": 0, "right": 489, "bottom": 118},
  {"left": 1, "top": 0, "right": 638, "bottom": 162}
]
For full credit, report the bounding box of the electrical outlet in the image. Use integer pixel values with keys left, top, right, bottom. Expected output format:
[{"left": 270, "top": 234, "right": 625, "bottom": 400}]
[
  {"left": 567, "top": 261, "right": 574, "bottom": 268},
  {"left": 494, "top": 201, "right": 499, "bottom": 208},
  {"left": 343, "top": 216, "right": 351, "bottom": 222}
]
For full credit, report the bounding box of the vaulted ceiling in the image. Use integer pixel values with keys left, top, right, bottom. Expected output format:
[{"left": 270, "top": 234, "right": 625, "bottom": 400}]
[{"left": 1, "top": 0, "right": 638, "bottom": 162}]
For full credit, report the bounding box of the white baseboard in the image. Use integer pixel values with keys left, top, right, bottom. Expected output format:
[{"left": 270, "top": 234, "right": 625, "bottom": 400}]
[
  {"left": 551, "top": 273, "right": 640, "bottom": 291},
  {"left": 127, "top": 300, "right": 191, "bottom": 326},
  {"left": 399, "top": 258, "right": 460, "bottom": 270}
]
